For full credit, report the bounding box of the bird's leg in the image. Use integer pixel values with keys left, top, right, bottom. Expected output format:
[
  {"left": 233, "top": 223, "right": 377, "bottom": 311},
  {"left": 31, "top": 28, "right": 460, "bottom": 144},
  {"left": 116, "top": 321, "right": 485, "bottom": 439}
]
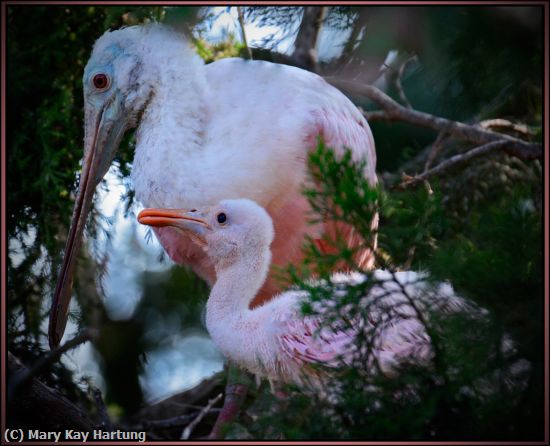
[{"left": 208, "top": 364, "right": 253, "bottom": 439}]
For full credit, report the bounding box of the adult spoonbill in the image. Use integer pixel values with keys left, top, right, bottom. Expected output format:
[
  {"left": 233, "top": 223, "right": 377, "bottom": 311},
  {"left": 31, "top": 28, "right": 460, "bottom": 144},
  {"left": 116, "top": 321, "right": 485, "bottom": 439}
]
[
  {"left": 49, "top": 23, "right": 377, "bottom": 348},
  {"left": 138, "top": 199, "right": 474, "bottom": 387}
]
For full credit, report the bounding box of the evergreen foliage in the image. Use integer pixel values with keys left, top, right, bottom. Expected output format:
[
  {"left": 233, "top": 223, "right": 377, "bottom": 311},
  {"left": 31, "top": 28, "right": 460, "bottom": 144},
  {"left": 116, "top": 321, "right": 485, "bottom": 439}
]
[
  {"left": 6, "top": 5, "right": 544, "bottom": 440},
  {"left": 243, "top": 142, "right": 543, "bottom": 440}
]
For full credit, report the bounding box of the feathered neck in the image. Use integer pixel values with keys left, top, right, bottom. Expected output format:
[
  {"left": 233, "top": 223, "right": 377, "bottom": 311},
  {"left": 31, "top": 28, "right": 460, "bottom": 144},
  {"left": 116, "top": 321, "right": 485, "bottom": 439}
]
[
  {"left": 206, "top": 245, "right": 272, "bottom": 322},
  {"left": 204, "top": 244, "right": 274, "bottom": 374},
  {"left": 133, "top": 24, "right": 208, "bottom": 154}
]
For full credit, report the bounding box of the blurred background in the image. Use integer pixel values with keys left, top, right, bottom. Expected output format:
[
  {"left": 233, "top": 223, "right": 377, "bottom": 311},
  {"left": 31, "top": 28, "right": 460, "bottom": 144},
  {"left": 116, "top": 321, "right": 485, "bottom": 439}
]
[{"left": 6, "top": 5, "right": 543, "bottom": 438}]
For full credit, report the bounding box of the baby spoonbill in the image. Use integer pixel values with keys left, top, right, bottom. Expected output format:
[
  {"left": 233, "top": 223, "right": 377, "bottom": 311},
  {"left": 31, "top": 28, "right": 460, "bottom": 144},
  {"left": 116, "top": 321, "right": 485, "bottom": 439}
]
[{"left": 138, "top": 199, "right": 475, "bottom": 387}]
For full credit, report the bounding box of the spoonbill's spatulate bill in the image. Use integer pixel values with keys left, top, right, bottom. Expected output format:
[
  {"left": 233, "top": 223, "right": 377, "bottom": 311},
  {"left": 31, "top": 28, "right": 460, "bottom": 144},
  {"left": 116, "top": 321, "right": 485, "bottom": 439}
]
[
  {"left": 138, "top": 199, "right": 475, "bottom": 386},
  {"left": 49, "top": 24, "right": 377, "bottom": 348}
]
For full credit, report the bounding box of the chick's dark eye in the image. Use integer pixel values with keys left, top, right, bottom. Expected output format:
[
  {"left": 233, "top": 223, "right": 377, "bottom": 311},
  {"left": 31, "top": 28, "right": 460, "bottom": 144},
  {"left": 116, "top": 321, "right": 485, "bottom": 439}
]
[
  {"left": 217, "top": 213, "right": 227, "bottom": 224},
  {"left": 92, "top": 73, "right": 110, "bottom": 90}
]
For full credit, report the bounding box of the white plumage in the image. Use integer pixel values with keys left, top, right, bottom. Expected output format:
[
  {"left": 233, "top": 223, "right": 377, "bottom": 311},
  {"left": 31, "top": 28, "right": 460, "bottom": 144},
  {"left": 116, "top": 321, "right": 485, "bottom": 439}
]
[
  {"left": 50, "top": 23, "right": 378, "bottom": 346},
  {"left": 138, "top": 199, "right": 477, "bottom": 387}
]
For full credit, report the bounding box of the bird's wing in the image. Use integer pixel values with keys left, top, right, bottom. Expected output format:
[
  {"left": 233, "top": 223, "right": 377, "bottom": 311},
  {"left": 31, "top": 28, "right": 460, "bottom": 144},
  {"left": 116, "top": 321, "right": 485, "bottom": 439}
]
[
  {"left": 273, "top": 271, "right": 475, "bottom": 376},
  {"left": 273, "top": 293, "right": 432, "bottom": 377},
  {"left": 275, "top": 305, "right": 354, "bottom": 368},
  {"left": 361, "top": 270, "right": 482, "bottom": 374},
  {"left": 371, "top": 317, "right": 433, "bottom": 375}
]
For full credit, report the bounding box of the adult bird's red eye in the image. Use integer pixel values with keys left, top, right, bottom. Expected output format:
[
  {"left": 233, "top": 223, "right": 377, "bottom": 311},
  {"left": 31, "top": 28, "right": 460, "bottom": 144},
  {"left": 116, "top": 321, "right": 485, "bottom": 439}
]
[{"left": 92, "top": 73, "right": 110, "bottom": 90}]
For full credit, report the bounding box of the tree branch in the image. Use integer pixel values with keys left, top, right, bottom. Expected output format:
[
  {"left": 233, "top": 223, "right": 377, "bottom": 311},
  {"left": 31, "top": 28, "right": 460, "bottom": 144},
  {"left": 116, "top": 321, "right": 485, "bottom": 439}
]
[
  {"left": 292, "top": 6, "right": 327, "bottom": 71},
  {"left": 236, "top": 7, "right": 252, "bottom": 60},
  {"left": 129, "top": 373, "right": 223, "bottom": 423},
  {"left": 424, "top": 123, "right": 453, "bottom": 171},
  {"left": 337, "top": 8, "right": 368, "bottom": 65},
  {"left": 8, "top": 329, "right": 97, "bottom": 400},
  {"left": 478, "top": 118, "right": 534, "bottom": 136},
  {"left": 7, "top": 352, "right": 97, "bottom": 431},
  {"left": 396, "top": 140, "right": 511, "bottom": 189},
  {"left": 181, "top": 393, "right": 223, "bottom": 440},
  {"left": 327, "top": 78, "right": 542, "bottom": 161}
]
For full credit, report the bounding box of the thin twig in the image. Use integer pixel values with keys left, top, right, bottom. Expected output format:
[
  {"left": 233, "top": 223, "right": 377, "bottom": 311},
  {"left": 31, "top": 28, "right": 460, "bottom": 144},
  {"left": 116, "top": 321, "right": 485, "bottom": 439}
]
[
  {"left": 180, "top": 393, "right": 223, "bottom": 440},
  {"left": 327, "top": 78, "right": 542, "bottom": 161},
  {"left": 361, "top": 109, "right": 390, "bottom": 121},
  {"left": 388, "top": 271, "right": 448, "bottom": 384},
  {"left": 236, "top": 7, "right": 252, "bottom": 60},
  {"left": 396, "top": 140, "right": 510, "bottom": 189},
  {"left": 478, "top": 118, "right": 534, "bottom": 136},
  {"left": 424, "top": 122, "right": 452, "bottom": 172},
  {"left": 9, "top": 329, "right": 97, "bottom": 399}
]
